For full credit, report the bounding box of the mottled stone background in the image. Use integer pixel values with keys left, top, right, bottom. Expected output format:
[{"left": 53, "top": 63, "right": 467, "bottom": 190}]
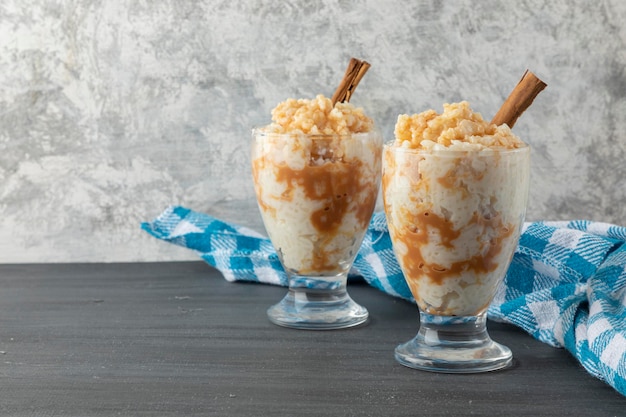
[{"left": 1, "top": 0, "right": 625, "bottom": 263}]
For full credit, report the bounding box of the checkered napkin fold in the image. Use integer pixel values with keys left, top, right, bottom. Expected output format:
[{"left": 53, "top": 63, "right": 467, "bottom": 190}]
[{"left": 142, "top": 205, "right": 626, "bottom": 396}]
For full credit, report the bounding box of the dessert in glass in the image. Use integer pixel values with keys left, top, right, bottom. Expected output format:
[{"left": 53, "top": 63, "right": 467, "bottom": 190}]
[
  {"left": 383, "top": 101, "right": 530, "bottom": 372},
  {"left": 252, "top": 94, "right": 382, "bottom": 329}
]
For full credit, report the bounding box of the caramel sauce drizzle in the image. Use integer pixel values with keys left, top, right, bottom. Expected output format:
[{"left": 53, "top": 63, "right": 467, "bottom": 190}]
[
  {"left": 396, "top": 209, "right": 513, "bottom": 285},
  {"left": 253, "top": 154, "right": 377, "bottom": 272}
]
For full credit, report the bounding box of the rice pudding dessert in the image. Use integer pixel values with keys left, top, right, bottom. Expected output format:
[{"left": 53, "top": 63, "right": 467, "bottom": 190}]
[
  {"left": 383, "top": 101, "right": 530, "bottom": 316},
  {"left": 252, "top": 94, "right": 382, "bottom": 276}
]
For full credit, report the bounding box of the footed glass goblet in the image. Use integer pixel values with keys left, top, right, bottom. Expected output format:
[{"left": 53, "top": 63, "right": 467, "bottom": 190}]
[
  {"left": 382, "top": 143, "right": 530, "bottom": 371},
  {"left": 252, "top": 129, "right": 382, "bottom": 329}
]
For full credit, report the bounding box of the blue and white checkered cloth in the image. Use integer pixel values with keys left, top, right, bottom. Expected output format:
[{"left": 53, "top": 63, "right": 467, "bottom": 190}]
[{"left": 142, "top": 205, "right": 626, "bottom": 396}]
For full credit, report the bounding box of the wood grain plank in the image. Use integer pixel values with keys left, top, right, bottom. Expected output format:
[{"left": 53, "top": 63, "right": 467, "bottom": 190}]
[{"left": 0, "top": 262, "right": 623, "bottom": 416}]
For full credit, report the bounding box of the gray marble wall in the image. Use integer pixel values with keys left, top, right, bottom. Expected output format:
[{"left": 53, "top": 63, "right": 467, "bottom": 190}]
[{"left": 1, "top": 0, "right": 625, "bottom": 263}]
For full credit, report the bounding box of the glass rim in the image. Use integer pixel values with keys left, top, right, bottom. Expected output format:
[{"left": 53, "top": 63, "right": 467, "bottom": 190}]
[
  {"left": 252, "top": 127, "right": 382, "bottom": 140},
  {"left": 383, "top": 140, "right": 530, "bottom": 155}
]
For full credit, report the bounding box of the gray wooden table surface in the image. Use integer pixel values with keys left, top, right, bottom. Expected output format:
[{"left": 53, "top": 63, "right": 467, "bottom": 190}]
[{"left": 0, "top": 262, "right": 624, "bottom": 416}]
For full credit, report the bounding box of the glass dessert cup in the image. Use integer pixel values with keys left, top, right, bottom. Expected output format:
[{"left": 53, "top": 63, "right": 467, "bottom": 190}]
[
  {"left": 382, "top": 143, "right": 530, "bottom": 372},
  {"left": 251, "top": 129, "right": 382, "bottom": 329}
]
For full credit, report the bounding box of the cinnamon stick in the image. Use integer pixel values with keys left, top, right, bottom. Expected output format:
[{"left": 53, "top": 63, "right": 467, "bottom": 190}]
[
  {"left": 331, "top": 58, "right": 371, "bottom": 105},
  {"left": 491, "top": 70, "right": 547, "bottom": 128}
]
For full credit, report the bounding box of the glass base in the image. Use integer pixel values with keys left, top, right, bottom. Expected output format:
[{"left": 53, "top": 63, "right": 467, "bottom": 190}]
[
  {"left": 395, "top": 312, "right": 512, "bottom": 373},
  {"left": 267, "top": 276, "right": 368, "bottom": 330}
]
